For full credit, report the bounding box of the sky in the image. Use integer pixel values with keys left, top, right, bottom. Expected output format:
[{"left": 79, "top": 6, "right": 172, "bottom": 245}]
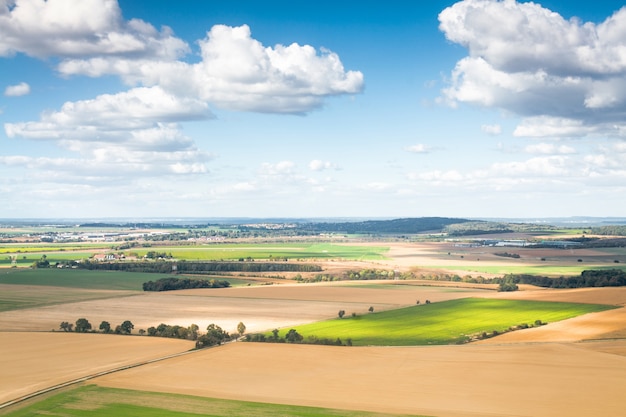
[{"left": 2, "top": 0, "right": 626, "bottom": 220}]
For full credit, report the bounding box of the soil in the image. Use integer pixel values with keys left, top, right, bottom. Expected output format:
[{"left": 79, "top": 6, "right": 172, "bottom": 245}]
[{"left": 93, "top": 341, "right": 626, "bottom": 417}]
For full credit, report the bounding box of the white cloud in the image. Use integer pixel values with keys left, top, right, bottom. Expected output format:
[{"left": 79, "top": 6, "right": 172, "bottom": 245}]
[
  {"left": 258, "top": 161, "right": 297, "bottom": 179},
  {"left": 405, "top": 144, "right": 431, "bottom": 153},
  {"left": 6, "top": 86, "right": 212, "bottom": 140},
  {"left": 4, "top": 82, "right": 30, "bottom": 96},
  {"left": 481, "top": 124, "right": 501, "bottom": 135},
  {"left": 59, "top": 24, "right": 364, "bottom": 114},
  {"left": 524, "top": 143, "right": 577, "bottom": 155},
  {"left": 309, "top": 159, "right": 339, "bottom": 171},
  {"left": 0, "top": 0, "right": 189, "bottom": 60},
  {"left": 3, "top": 86, "right": 214, "bottom": 178},
  {"left": 439, "top": 1, "right": 626, "bottom": 138}
]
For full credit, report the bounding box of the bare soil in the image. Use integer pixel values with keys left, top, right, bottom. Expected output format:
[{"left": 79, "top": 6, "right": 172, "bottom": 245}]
[
  {"left": 93, "top": 341, "right": 626, "bottom": 417},
  {"left": 0, "top": 332, "right": 192, "bottom": 404}
]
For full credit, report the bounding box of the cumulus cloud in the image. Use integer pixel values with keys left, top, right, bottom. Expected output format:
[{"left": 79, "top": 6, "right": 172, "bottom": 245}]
[
  {"left": 439, "top": 0, "right": 626, "bottom": 138},
  {"left": 59, "top": 24, "right": 364, "bottom": 114},
  {"left": 3, "top": 86, "right": 214, "bottom": 177},
  {"left": 309, "top": 159, "right": 339, "bottom": 171},
  {"left": 4, "top": 81, "right": 30, "bottom": 96},
  {"left": 0, "top": 0, "right": 189, "bottom": 60}
]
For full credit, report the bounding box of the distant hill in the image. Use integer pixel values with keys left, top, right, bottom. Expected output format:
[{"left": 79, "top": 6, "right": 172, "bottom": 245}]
[{"left": 300, "top": 217, "right": 470, "bottom": 234}]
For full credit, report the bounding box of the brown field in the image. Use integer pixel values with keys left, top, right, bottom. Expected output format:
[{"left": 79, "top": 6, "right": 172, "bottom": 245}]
[
  {"left": 92, "top": 341, "right": 626, "bottom": 417},
  {"left": 367, "top": 241, "right": 626, "bottom": 272},
  {"left": 3, "top": 241, "right": 626, "bottom": 416},
  {"left": 0, "top": 332, "right": 193, "bottom": 404}
]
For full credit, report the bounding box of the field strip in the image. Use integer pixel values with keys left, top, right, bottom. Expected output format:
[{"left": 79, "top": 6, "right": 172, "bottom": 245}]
[{"left": 0, "top": 344, "right": 211, "bottom": 410}]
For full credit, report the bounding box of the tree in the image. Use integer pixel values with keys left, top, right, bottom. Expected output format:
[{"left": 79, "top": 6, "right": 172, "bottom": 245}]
[
  {"left": 75, "top": 318, "right": 92, "bottom": 333},
  {"left": 119, "top": 320, "right": 134, "bottom": 334},
  {"left": 368, "top": 306, "right": 374, "bottom": 313},
  {"left": 188, "top": 323, "right": 199, "bottom": 340},
  {"left": 271, "top": 328, "right": 280, "bottom": 341},
  {"left": 59, "top": 321, "right": 73, "bottom": 332},
  {"left": 99, "top": 321, "right": 111, "bottom": 333},
  {"left": 285, "top": 329, "right": 303, "bottom": 343},
  {"left": 196, "top": 323, "right": 230, "bottom": 348},
  {"left": 338, "top": 310, "right": 345, "bottom": 319},
  {"left": 237, "top": 322, "right": 246, "bottom": 337}
]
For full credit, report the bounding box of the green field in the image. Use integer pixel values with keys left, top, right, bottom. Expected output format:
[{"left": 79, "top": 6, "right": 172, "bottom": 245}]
[
  {"left": 0, "top": 284, "right": 137, "bottom": 312},
  {"left": 0, "top": 269, "right": 260, "bottom": 294},
  {"left": 0, "top": 385, "right": 426, "bottom": 417},
  {"left": 277, "top": 298, "right": 615, "bottom": 346},
  {"left": 133, "top": 243, "right": 389, "bottom": 261},
  {"left": 0, "top": 269, "right": 177, "bottom": 291}
]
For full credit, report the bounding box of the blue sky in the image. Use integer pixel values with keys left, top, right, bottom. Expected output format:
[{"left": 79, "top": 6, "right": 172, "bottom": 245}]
[{"left": 2, "top": 0, "right": 626, "bottom": 219}]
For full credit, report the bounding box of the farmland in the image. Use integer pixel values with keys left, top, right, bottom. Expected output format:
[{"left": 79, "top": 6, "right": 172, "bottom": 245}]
[
  {"left": 2, "top": 219, "right": 626, "bottom": 417},
  {"left": 274, "top": 298, "right": 616, "bottom": 346},
  {"left": 1, "top": 385, "right": 423, "bottom": 417}
]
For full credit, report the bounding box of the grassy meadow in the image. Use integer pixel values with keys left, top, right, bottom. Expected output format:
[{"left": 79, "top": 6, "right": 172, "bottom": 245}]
[
  {"left": 0, "top": 385, "right": 426, "bottom": 417},
  {"left": 0, "top": 269, "right": 175, "bottom": 291},
  {"left": 277, "top": 298, "right": 616, "bottom": 346},
  {"left": 0, "top": 269, "right": 256, "bottom": 293},
  {"left": 132, "top": 243, "right": 389, "bottom": 261}
]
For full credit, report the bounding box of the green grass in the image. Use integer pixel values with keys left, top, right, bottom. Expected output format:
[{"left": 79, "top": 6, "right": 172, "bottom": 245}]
[
  {"left": 0, "top": 269, "right": 174, "bottom": 291},
  {"left": 133, "top": 243, "right": 389, "bottom": 261},
  {"left": 0, "top": 269, "right": 258, "bottom": 293},
  {"left": 0, "top": 285, "right": 136, "bottom": 312},
  {"left": 277, "top": 298, "right": 616, "bottom": 346},
  {"left": 0, "top": 385, "right": 427, "bottom": 417}
]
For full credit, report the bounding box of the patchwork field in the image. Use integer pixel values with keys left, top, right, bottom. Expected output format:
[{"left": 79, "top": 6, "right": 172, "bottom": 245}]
[
  {"left": 0, "top": 282, "right": 489, "bottom": 333},
  {"left": 2, "top": 240, "right": 626, "bottom": 416}
]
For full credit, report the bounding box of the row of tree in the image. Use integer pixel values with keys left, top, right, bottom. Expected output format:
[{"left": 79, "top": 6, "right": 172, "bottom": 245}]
[
  {"left": 58, "top": 318, "right": 246, "bottom": 350},
  {"left": 59, "top": 318, "right": 134, "bottom": 334},
  {"left": 498, "top": 269, "right": 626, "bottom": 288},
  {"left": 142, "top": 277, "right": 231, "bottom": 291},
  {"left": 244, "top": 328, "right": 353, "bottom": 346}
]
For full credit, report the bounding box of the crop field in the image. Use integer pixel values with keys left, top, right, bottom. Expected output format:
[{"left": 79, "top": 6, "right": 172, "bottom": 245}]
[
  {"left": 0, "top": 269, "right": 173, "bottom": 291},
  {"left": 91, "top": 341, "right": 626, "bottom": 417},
  {"left": 274, "top": 298, "right": 616, "bottom": 345},
  {"left": 0, "top": 243, "right": 109, "bottom": 254},
  {"left": 0, "top": 284, "right": 136, "bottom": 312},
  {"left": 0, "top": 385, "right": 423, "bottom": 417},
  {"left": 133, "top": 243, "right": 389, "bottom": 261}
]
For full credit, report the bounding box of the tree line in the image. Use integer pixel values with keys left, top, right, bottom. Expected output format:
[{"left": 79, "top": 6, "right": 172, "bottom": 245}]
[
  {"left": 58, "top": 318, "right": 246, "bottom": 350},
  {"left": 498, "top": 269, "right": 626, "bottom": 288},
  {"left": 59, "top": 318, "right": 134, "bottom": 334},
  {"left": 244, "top": 328, "right": 352, "bottom": 346},
  {"left": 142, "top": 277, "right": 231, "bottom": 291}
]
